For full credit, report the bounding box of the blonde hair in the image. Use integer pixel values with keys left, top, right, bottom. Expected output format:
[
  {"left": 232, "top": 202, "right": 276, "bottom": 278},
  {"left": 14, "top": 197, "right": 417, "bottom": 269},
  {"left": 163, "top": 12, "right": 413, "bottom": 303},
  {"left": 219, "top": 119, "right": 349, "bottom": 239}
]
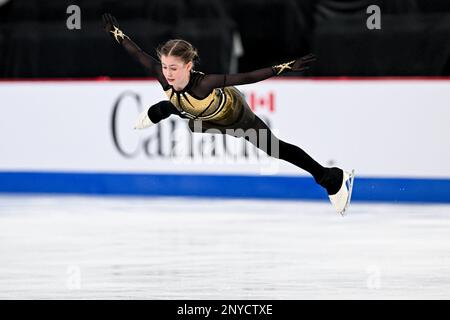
[{"left": 157, "top": 39, "right": 199, "bottom": 66}]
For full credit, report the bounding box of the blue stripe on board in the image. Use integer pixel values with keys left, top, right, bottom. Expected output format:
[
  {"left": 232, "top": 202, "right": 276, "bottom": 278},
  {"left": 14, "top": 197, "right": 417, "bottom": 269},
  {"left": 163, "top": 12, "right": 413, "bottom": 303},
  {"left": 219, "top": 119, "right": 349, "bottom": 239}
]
[{"left": 0, "top": 171, "right": 450, "bottom": 203}]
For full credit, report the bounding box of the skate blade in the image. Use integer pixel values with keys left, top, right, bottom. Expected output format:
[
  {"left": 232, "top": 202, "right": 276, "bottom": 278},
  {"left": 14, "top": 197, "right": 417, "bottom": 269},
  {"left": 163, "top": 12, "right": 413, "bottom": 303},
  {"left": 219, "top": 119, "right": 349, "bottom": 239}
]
[{"left": 340, "top": 169, "right": 355, "bottom": 217}]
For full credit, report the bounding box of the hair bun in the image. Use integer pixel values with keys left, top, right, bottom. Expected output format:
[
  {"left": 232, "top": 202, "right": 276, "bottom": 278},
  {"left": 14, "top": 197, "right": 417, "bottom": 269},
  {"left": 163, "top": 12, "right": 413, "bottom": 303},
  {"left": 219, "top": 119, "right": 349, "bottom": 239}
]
[{"left": 157, "top": 39, "right": 200, "bottom": 66}]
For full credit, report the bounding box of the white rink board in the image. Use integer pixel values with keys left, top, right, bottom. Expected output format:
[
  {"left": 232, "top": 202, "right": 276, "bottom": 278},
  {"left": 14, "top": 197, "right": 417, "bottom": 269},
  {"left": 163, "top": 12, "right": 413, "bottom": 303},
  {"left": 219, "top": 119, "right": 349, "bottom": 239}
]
[{"left": 1, "top": 79, "right": 449, "bottom": 178}]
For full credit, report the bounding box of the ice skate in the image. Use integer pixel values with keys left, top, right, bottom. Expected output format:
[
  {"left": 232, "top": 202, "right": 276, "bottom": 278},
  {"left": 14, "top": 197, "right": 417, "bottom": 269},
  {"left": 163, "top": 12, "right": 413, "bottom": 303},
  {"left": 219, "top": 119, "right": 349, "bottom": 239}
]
[
  {"left": 134, "top": 110, "right": 154, "bottom": 130},
  {"left": 329, "top": 169, "right": 355, "bottom": 216}
]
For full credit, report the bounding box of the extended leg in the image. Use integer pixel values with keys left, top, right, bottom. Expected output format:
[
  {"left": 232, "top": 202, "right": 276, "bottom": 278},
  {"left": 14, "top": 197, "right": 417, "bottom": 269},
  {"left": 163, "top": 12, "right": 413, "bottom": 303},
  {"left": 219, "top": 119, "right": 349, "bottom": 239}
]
[
  {"left": 246, "top": 116, "right": 355, "bottom": 215},
  {"left": 244, "top": 116, "right": 343, "bottom": 195}
]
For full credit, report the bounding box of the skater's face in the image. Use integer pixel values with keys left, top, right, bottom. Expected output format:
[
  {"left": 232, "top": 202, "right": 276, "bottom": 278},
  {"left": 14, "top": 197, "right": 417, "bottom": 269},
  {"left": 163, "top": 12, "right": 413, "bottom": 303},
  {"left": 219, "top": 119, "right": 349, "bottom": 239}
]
[{"left": 161, "top": 55, "right": 193, "bottom": 90}]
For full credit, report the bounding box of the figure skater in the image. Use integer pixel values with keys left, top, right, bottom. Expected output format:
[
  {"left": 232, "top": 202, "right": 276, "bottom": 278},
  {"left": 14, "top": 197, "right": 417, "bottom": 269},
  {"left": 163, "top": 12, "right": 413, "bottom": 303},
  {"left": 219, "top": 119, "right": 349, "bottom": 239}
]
[{"left": 102, "top": 13, "right": 355, "bottom": 215}]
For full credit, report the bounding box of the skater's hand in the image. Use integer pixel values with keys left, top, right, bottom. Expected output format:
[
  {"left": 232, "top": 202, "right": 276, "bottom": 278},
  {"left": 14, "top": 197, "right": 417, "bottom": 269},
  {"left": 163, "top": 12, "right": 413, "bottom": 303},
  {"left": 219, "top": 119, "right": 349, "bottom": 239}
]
[
  {"left": 272, "top": 53, "right": 316, "bottom": 75},
  {"left": 102, "top": 13, "right": 128, "bottom": 43},
  {"left": 102, "top": 13, "right": 118, "bottom": 33},
  {"left": 291, "top": 53, "right": 316, "bottom": 72}
]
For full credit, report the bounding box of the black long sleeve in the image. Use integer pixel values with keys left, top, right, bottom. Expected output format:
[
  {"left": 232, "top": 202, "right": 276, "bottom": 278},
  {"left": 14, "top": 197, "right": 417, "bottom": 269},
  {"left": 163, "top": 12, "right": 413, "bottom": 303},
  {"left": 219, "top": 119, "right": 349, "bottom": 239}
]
[
  {"left": 194, "top": 67, "right": 275, "bottom": 97},
  {"left": 147, "top": 100, "right": 189, "bottom": 123},
  {"left": 121, "top": 38, "right": 169, "bottom": 88},
  {"left": 194, "top": 55, "right": 314, "bottom": 95}
]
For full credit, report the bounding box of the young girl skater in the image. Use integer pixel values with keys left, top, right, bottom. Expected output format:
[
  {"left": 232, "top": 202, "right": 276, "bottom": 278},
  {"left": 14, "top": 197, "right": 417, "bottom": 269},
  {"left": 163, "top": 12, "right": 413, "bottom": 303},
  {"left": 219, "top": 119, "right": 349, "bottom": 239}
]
[{"left": 102, "top": 13, "right": 354, "bottom": 215}]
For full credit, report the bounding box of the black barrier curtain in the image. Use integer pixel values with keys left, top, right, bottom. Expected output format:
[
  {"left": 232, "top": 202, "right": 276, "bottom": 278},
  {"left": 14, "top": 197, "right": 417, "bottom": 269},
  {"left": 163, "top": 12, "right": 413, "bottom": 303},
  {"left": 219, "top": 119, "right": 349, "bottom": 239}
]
[
  {"left": 1, "top": 0, "right": 450, "bottom": 77},
  {"left": 0, "top": 0, "right": 235, "bottom": 78},
  {"left": 312, "top": 0, "right": 450, "bottom": 76},
  {"left": 315, "top": 0, "right": 420, "bottom": 20}
]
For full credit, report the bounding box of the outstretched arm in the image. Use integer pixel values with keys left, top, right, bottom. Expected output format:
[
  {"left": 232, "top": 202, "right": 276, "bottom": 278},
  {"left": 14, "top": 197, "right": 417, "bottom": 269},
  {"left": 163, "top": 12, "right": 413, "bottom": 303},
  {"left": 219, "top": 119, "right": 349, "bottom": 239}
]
[
  {"left": 102, "top": 13, "right": 168, "bottom": 87},
  {"left": 198, "top": 54, "right": 316, "bottom": 93},
  {"left": 134, "top": 101, "right": 188, "bottom": 130},
  {"left": 148, "top": 100, "right": 189, "bottom": 123}
]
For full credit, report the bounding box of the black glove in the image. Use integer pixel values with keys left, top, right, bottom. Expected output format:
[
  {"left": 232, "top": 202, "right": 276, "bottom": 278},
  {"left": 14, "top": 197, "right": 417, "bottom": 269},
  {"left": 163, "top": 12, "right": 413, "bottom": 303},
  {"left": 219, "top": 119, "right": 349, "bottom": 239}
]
[
  {"left": 272, "top": 53, "right": 316, "bottom": 75},
  {"left": 102, "top": 13, "right": 128, "bottom": 44}
]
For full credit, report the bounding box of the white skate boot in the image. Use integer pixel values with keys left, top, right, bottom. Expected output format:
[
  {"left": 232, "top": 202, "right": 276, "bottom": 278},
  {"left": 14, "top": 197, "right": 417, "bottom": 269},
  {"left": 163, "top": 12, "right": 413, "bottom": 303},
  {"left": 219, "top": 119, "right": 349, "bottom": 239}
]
[
  {"left": 329, "top": 169, "right": 355, "bottom": 216},
  {"left": 134, "top": 110, "right": 154, "bottom": 130}
]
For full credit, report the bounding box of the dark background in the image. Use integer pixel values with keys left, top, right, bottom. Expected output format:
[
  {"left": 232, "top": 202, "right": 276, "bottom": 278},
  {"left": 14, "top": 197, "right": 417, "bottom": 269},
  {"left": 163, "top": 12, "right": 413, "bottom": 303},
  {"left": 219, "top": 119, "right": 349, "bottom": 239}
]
[{"left": 0, "top": 0, "right": 449, "bottom": 78}]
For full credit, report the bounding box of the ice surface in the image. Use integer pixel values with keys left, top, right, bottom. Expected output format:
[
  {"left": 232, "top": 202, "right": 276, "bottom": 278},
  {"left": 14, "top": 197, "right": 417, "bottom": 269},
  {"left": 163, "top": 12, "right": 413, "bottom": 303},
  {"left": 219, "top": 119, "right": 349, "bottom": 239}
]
[{"left": 1, "top": 195, "right": 450, "bottom": 299}]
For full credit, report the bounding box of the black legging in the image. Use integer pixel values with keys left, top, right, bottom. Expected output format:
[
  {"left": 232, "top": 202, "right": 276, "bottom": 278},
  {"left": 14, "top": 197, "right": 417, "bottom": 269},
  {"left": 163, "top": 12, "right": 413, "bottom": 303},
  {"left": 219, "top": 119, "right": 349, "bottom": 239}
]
[
  {"left": 245, "top": 115, "right": 325, "bottom": 180},
  {"left": 147, "top": 101, "right": 342, "bottom": 194}
]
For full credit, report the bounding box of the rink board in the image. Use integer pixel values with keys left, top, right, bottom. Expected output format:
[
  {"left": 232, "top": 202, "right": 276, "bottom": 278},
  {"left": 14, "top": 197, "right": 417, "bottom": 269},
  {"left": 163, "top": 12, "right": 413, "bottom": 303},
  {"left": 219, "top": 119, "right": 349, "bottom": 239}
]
[
  {"left": 1, "top": 79, "right": 449, "bottom": 203},
  {"left": 0, "top": 171, "right": 450, "bottom": 203}
]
